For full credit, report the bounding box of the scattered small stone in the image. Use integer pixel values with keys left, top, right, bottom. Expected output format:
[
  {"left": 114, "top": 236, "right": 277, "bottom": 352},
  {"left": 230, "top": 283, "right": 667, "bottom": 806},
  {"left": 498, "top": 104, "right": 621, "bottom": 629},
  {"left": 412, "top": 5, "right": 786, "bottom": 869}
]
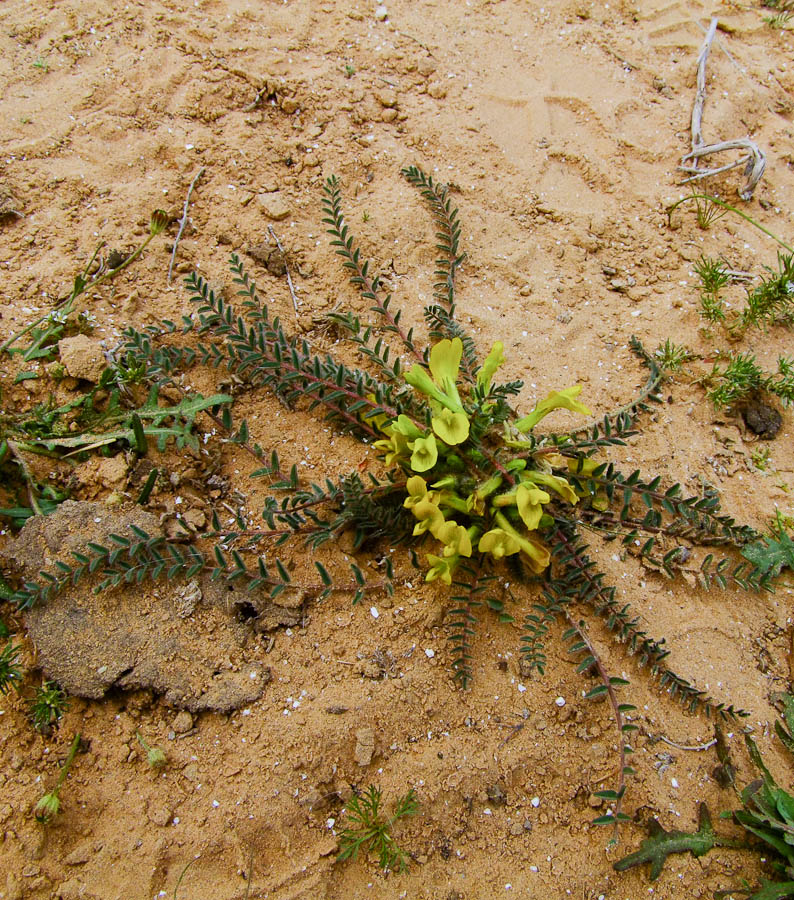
[
  {"left": 64, "top": 843, "right": 93, "bottom": 866},
  {"left": 509, "top": 822, "right": 524, "bottom": 836},
  {"left": 486, "top": 783, "right": 507, "bottom": 806},
  {"left": 58, "top": 335, "right": 106, "bottom": 383},
  {"left": 556, "top": 310, "right": 573, "bottom": 324},
  {"left": 354, "top": 727, "right": 375, "bottom": 766},
  {"left": 96, "top": 455, "right": 127, "bottom": 489},
  {"left": 376, "top": 88, "right": 397, "bottom": 108},
  {"left": 417, "top": 58, "right": 437, "bottom": 77},
  {"left": 147, "top": 803, "right": 172, "bottom": 827},
  {"left": 172, "top": 710, "right": 194, "bottom": 734},
  {"left": 375, "top": 4, "right": 388, "bottom": 20},
  {"left": 427, "top": 81, "right": 447, "bottom": 99},
  {"left": 181, "top": 508, "right": 205, "bottom": 531},
  {"left": 602, "top": 265, "right": 617, "bottom": 276},
  {"left": 258, "top": 193, "right": 291, "bottom": 221},
  {"left": 280, "top": 96, "right": 299, "bottom": 114},
  {"left": 609, "top": 278, "right": 629, "bottom": 293},
  {"left": 173, "top": 579, "right": 201, "bottom": 619}
]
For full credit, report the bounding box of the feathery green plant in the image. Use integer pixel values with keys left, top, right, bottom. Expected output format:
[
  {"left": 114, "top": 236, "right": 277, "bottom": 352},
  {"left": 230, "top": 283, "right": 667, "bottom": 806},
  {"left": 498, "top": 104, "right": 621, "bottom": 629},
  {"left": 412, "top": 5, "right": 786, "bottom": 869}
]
[
  {"left": 5, "top": 168, "right": 782, "bottom": 843},
  {"left": 29, "top": 680, "right": 69, "bottom": 733},
  {"left": 703, "top": 352, "right": 794, "bottom": 411},
  {"left": 0, "top": 638, "right": 23, "bottom": 695},
  {"left": 337, "top": 785, "right": 418, "bottom": 872}
]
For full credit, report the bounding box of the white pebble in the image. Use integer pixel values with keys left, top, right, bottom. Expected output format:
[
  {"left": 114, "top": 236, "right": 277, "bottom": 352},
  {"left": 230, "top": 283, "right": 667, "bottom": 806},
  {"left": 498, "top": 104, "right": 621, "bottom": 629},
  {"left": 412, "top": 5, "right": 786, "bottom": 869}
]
[
  {"left": 555, "top": 696, "right": 566, "bottom": 707},
  {"left": 370, "top": 606, "right": 379, "bottom": 619},
  {"left": 375, "top": 4, "right": 388, "bottom": 19},
  {"left": 425, "top": 648, "right": 435, "bottom": 658},
  {"left": 671, "top": 777, "right": 679, "bottom": 788},
  {"left": 531, "top": 796, "right": 540, "bottom": 807}
]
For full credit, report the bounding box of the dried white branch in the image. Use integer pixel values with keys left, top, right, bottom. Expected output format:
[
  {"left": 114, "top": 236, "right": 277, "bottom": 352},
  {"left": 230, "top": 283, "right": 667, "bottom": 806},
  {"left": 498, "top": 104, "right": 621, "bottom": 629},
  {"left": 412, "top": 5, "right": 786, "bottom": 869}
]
[
  {"left": 168, "top": 167, "right": 205, "bottom": 285},
  {"left": 679, "top": 17, "right": 766, "bottom": 200},
  {"left": 267, "top": 225, "right": 299, "bottom": 314}
]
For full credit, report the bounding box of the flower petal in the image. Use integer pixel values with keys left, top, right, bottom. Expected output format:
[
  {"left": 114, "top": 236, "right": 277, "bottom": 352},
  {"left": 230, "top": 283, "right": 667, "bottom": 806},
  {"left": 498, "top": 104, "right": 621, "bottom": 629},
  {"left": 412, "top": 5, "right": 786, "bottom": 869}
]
[{"left": 432, "top": 408, "right": 470, "bottom": 445}]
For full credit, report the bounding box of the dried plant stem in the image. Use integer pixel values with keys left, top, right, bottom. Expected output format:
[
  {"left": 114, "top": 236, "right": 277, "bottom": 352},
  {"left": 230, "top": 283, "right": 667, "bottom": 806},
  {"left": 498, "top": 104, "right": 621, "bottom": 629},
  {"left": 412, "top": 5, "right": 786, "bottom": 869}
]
[
  {"left": 168, "top": 168, "right": 205, "bottom": 284},
  {"left": 267, "top": 226, "right": 299, "bottom": 314},
  {"left": 657, "top": 734, "right": 717, "bottom": 752},
  {"left": 679, "top": 17, "right": 766, "bottom": 199}
]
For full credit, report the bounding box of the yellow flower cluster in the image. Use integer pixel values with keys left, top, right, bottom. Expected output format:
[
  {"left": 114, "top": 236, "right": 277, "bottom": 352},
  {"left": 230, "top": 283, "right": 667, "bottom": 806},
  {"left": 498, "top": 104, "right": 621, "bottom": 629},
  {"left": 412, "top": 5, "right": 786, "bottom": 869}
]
[{"left": 372, "top": 336, "right": 593, "bottom": 585}]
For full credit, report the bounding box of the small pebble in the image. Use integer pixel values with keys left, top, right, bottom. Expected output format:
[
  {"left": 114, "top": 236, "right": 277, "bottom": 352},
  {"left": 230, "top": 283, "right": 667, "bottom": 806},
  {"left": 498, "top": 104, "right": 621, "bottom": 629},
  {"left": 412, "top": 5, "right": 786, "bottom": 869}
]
[
  {"left": 424, "top": 648, "right": 435, "bottom": 658},
  {"left": 172, "top": 711, "right": 194, "bottom": 734},
  {"left": 531, "top": 796, "right": 540, "bottom": 807},
  {"left": 375, "top": 4, "right": 388, "bottom": 20},
  {"left": 370, "top": 606, "right": 379, "bottom": 619},
  {"left": 555, "top": 696, "right": 566, "bottom": 707}
]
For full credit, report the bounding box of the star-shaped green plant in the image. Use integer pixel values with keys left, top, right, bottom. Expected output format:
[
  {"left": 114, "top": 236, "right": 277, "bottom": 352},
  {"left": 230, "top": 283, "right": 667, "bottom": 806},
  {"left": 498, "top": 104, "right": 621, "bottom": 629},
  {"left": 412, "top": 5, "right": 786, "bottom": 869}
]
[{"left": 9, "top": 166, "right": 777, "bottom": 839}]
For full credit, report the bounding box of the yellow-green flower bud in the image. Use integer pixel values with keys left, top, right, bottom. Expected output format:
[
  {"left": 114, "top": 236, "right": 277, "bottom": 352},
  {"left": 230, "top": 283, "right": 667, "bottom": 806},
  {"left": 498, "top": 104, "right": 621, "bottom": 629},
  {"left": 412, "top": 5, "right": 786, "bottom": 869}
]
[
  {"left": 149, "top": 209, "right": 170, "bottom": 236},
  {"left": 476, "top": 341, "right": 505, "bottom": 391},
  {"left": 35, "top": 792, "right": 60, "bottom": 824},
  {"left": 515, "top": 386, "right": 591, "bottom": 433}
]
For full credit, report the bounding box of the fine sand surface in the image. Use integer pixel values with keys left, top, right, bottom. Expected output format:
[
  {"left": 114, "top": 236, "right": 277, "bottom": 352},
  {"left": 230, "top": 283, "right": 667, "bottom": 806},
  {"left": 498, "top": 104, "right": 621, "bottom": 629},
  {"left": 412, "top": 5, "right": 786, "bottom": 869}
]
[{"left": 1, "top": 1, "right": 794, "bottom": 898}]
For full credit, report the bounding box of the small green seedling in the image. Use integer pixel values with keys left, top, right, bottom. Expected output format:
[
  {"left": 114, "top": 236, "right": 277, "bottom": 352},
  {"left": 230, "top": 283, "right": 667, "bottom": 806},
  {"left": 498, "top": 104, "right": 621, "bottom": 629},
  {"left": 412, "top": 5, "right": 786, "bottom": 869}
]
[
  {"left": 136, "top": 729, "right": 167, "bottom": 768},
  {"left": 29, "top": 680, "right": 69, "bottom": 732},
  {"left": 337, "top": 785, "right": 418, "bottom": 872},
  {"left": 34, "top": 732, "right": 81, "bottom": 824}
]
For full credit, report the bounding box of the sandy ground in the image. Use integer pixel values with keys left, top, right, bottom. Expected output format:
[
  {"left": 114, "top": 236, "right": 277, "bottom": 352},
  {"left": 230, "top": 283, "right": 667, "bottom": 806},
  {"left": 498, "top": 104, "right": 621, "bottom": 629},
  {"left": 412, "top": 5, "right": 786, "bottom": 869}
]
[{"left": 1, "top": 0, "right": 794, "bottom": 898}]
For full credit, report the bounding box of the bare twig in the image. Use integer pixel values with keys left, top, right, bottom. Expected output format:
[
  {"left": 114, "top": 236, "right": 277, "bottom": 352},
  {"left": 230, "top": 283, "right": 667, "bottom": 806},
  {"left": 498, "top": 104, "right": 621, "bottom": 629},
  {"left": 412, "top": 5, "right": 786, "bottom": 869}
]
[
  {"left": 657, "top": 734, "right": 717, "bottom": 752},
  {"left": 396, "top": 31, "right": 434, "bottom": 56},
  {"left": 168, "top": 168, "right": 205, "bottom": 284},
  {"left": 690, "top": 18, "right": 718, "bottom": 152},
  {"left": 267, "top": 226, "right": 299, "bottom": 314},
  {"left": 679, "top": 17, "right": 766, "bottom": 200}
]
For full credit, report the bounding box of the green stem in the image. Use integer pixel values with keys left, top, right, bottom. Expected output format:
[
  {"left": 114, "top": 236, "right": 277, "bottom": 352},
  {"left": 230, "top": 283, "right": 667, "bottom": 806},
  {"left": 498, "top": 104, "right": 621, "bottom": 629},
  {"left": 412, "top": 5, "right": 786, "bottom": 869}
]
[
  {"left": 666, "top": 193, "right": 794, "bottom": 255},
  {"left": 55, "top": 732, "right": 81, "bottom": 793},
  {"left": 1, "top": 231, "right": 158, "bottom": 356}
]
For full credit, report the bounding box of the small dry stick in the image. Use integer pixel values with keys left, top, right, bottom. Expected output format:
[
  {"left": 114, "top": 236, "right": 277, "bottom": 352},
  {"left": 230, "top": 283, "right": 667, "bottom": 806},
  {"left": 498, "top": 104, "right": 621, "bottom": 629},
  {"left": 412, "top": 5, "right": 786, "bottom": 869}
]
[
  {"left": 267, "top": 226, "right": 299, "bottom": 314},
  {"left": 657, "top": 734, "right": 717, "bottom": 752},
  {"left": 168, "top": 167, "right": 205, "bottom": 284},
  {"left": 680, "top": 17, "right": 766, "bottom": 200}
]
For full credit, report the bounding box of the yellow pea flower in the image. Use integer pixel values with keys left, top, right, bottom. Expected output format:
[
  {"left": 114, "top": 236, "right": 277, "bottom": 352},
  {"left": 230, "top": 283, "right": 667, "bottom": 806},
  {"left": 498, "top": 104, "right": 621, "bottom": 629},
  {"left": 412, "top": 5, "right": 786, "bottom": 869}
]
[
  {"left": 478, "top": 528, "right": 521, "bottom": 560},
  {"left": 515, "top": 386, "right": 591, "bottom": 433},
  {"left": 432, "top": 407, "right": 470, "bottom": 445},
  {"left": 409, "top": 433, "right": 438, "bottom": 473},
  {"left": 516, "top": 483, "right": 551, "bottom": 531}
]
